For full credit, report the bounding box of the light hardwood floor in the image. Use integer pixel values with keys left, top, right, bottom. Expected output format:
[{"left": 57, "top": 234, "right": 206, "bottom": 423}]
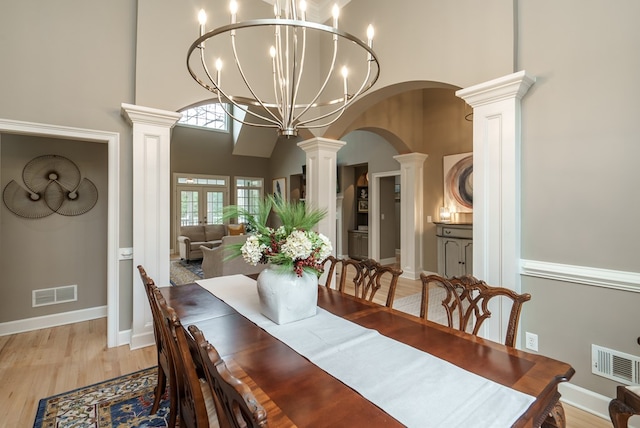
[
  {"left": 0, "top": 275, "right": 612, "bottom": 427},
  {"left": 0, "top": 319, "right": 156, "bottom": 428}
]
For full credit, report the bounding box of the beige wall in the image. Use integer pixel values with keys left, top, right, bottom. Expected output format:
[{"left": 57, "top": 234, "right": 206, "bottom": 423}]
[
  {"left": 0, "top": 135, "right": 108, "bottom": 323},
  {"left": 0, "top": 0, "right": 137, "bottom": 329},
  {"left": 517, "top": 0, "right": 640, "bottom": 396}
]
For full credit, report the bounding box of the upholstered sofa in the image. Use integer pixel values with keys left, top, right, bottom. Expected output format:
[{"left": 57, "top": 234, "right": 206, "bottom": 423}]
[
  {"left": 200, "top": 235, "right": 269, "bottom": 279},
  {"left": 177, "top": 224, "right": 227, "bottom": 261}
]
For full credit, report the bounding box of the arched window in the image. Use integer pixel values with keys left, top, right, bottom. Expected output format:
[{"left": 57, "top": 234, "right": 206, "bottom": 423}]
[{"left": 178, "top": 103, "right": 229, "bottom": 131}]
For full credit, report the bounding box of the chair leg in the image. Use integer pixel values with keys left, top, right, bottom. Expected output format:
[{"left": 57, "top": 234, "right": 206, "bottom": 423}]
[
  {"left": 541, "top": 401, "right": 566, "bottom": 428},
  {"left": 167, "top": 377, "right": 179, "bottom": 428},
  {"left": 609, "top": 398, "right": 634, "bottom": 428},
  {"left": 150, "top": 365, "right": 166, "bottom": 414}
]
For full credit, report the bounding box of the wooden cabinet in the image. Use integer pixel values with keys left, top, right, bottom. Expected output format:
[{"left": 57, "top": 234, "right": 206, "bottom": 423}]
[
  {"left": 348, "top": 230, "right": 369, "bottom": 260},
  {"left": 436, "top": 223, "right": 472, "bottom": 278}
]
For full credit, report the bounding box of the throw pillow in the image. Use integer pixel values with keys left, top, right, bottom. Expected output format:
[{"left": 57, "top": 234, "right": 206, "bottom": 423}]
[{"left": 228, "top": 224, "right": 245, "bottom": 236}]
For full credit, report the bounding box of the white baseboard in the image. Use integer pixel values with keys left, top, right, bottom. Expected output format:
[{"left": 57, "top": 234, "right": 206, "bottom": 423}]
[
  {"left": 0, "top": 306, "right": 107, "bottom": 336},
  {"left": 559, "top": 382, "right": 638, "bottom": 428},
  {"left": 379, "top": 257, "right": 396, "bottom": 265},
  {"left": 129, "top": 330, "right": 155, "bottom": 350},
  {"left": 118, "top": 329, "right": 132, "bottom": 347}
]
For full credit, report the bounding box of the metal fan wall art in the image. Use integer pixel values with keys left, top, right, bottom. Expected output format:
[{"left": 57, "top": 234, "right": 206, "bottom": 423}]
[{"left": 3, "top": 155, "right": 98, "bottom": 219}]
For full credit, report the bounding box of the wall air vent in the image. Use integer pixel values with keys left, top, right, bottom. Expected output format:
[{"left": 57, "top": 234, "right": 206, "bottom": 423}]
[
  {"left": 32, "top": 285, "right": 77, "bottom": 307},
  {"left": 592, "top": 344, "right": 640, "bottom": 385}
]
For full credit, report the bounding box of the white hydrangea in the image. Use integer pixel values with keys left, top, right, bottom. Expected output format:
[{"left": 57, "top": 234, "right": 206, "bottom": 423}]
[
  {"left": 241, "top": 234, "right": 267, "bottom": 265},
  {"left": 316, "top": 233, "right": 333, "bottom": 261},
  {"left": 280, "top": 229, "right": 313, "bottom": 261}
]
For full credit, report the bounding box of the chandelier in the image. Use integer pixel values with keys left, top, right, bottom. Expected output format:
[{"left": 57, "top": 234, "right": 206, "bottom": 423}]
[{"left": 187, "top": 0, "right": 380, "bottom": 137}]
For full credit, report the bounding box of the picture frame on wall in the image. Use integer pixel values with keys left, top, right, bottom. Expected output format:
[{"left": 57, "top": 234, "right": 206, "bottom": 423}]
[
  {"left": 358, "top": 199, "right": 368, "bottom": 213},
  {"left": 272, "top": 177, "right": 286, "bottom": 200},
  {"left": 443, "top": 152, "right": 473, "bottom": 213}
]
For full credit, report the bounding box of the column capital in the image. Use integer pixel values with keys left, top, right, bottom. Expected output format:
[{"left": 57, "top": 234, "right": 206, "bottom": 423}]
[
  {"left": 121, "top": 103, "right": 182, "bottom": 127},
  {"left": 456, "top": 70, "right": 536, "bottom": 108},
  {"left": 297, "top": 137, "right": 346, "bottom": 153},
  {"left": 393, "top": 152, "right": 428, "bottom": 165}
]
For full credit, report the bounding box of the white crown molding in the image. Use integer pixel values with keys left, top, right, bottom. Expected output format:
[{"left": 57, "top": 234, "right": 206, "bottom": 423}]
[{"left": 520, "top": 259, "right": 640, "bottom": 293}]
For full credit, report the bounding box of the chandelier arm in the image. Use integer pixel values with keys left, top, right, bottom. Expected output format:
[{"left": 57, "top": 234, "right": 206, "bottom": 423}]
[
  {"left": 288, "top": 25, "right": 307, "bottom": 130},
  {"left": 296, "top": 109, "right": 349, "bottom": 130},
  {"left": 291, "top": 35, "right": 339, "bottom": 125},
  {"left": 197, "top": 46, "right": 282, "bottom": 127},
  {"left": 295, "top": 99, "right": 349, "bottom": 128},
  {"left": 216, "top": 99, "right": 289, "bottom": 129},
  {"left": 283, "top": 23, "right": 292, "bottom": 128},
  {"left": 230, "top": 33, "right": 283, "bottom": 126},
  {"left": 272, "top": 23, "right": 286, "bottom": 119},
  {"left": 348, "top": 59, "right": 376, "bottom": 107},
  {"left": 296, "top": 54, "right": 379, "bottom": 127}
]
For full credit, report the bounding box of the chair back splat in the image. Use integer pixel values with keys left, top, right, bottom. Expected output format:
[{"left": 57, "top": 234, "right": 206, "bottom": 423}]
[
  {"left": 419, "top": 273, "right": 531, "bottom": 348},
  {"left": 137, "top": 265, "right": 178, "bottom": 426},
  {"left": 154, "top": 288, "right": 215, "bottom": 427},
  {"left": 189, "top": 324, "right": 269, "bottom": 428},
  {"left": 338, "top": 258, "right": 402, "bottom": 308},
  {"left": 320, "top": 256, "right": 342, "bottom": 289}
]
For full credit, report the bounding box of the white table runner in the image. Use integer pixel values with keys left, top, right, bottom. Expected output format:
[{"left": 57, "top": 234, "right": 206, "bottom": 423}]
[{"left": 197, "top": 275, "right": 535, "bottom": 428}]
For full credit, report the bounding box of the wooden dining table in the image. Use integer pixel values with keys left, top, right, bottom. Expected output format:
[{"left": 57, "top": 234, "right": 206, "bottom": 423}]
[{"left": 161, "top": 280, "right": 574, "bottom": 428}]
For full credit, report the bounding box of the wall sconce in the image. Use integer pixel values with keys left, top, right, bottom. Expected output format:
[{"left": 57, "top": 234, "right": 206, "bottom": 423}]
[{"left": 439, "top": 207, "right": 451, "bottom": 223}]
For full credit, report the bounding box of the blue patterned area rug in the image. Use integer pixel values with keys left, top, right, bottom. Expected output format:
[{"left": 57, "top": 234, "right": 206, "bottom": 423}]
[{"left": 33, "top": 367, "right": 170, "bottom": 428}]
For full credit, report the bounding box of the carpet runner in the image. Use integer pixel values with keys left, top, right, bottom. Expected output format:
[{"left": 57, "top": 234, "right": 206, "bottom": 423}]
[{"left": 33, "top": 367, "right": 169, "bottom": 428}]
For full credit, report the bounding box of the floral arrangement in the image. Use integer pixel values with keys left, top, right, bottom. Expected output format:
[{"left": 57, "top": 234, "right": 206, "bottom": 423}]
[{"left": 223, "top": 196, "right": 333, "bottom": 277}]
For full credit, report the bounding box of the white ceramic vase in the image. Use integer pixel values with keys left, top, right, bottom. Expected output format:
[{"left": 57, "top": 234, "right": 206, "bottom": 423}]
[{"left": 256, "top": 266, "right": 318, "bottom": 324}]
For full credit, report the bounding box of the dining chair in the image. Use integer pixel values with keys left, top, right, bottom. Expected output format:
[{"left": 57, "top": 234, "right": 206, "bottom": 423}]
[
  {"left": 338, "top": 258, "right": 403, "bottom": 307},
  {"left": 188, "top": 324, "right": 269, "bottom": 428},
  {"left": 419, "top": 273, "right": 531, "bottom": 348},
  {"left": 153, "top": 287, "right": 219, "bottom": 428},
  {"left": 418, "top": 274, "right": 568, "bottom": 427},
  {"left": 137, "top": 265, "right": 178, "bottom": 425},
  {"left": 320, "top": 255, "right": 341, "bottom": 289},
  {"left": 609, "top": 385, "right": 640, "bottom": 428}
]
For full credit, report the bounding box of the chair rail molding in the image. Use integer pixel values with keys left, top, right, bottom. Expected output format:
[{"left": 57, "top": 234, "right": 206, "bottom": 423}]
[
  {"left": 456, "top": 70, "right": 536, "bottom": 345},
  {"left": 121, "top": 103, "right": 181, "bottom": 350},
  {"left": 521, "top": 259, "right": 640, "bottom": 293}
]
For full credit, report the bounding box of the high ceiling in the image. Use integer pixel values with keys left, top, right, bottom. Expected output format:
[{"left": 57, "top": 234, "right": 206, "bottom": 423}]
[{"left": 260, "top": 0, "right": 353, "bottom": 23}]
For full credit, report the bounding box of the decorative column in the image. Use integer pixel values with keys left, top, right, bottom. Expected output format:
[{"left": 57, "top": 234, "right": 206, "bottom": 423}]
[
  {"left": 456, "top": 70, "right": 535, "bottom": 345},
  {"left": 393, "top": 153, "right": 428, "bottom": 280},
  {"left": 121, "top": 103, "right": 181, "bottom": 349},
  {"left": 298, "top": 138, "right": 345, "bottom": 287}
]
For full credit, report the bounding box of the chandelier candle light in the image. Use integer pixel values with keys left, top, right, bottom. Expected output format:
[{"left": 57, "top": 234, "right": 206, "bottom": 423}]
[{"left": 187, "top": 0, "right": 380, "bottom": 137}]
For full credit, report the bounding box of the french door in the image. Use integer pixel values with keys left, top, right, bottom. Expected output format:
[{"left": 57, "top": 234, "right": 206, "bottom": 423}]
[
  {"left": 173, "top": 174, "right": 229, "bottom": 253},
  {"left": 179, "top": 186, "right": 226, "bottom": 226}
]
